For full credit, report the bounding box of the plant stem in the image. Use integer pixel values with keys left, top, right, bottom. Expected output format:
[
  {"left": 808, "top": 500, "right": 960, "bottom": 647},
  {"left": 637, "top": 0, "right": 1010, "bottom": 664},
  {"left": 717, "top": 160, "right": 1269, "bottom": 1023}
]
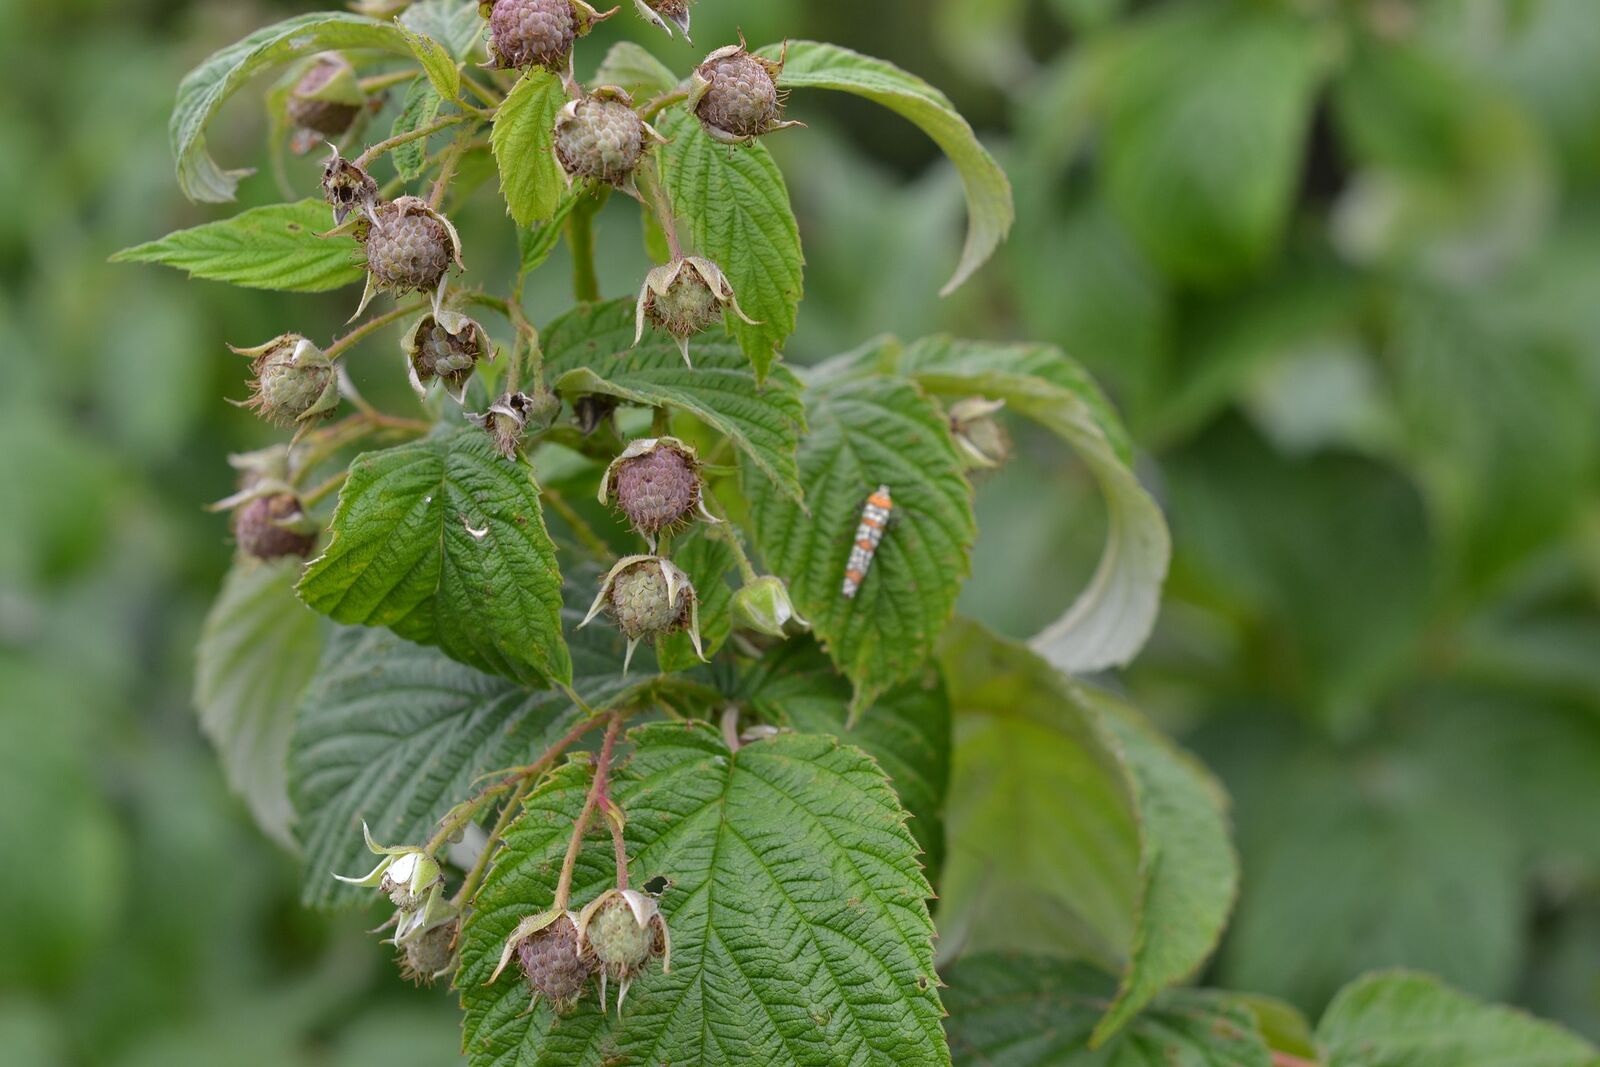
[
  {"left": 565, "top": 193, "right": 604, "bottom": 302},
  {"left": 359, "top": 69, "right": 418, "bottom": 94},
  {"left": 553, "top": 715, "right": 624, "bottom": 911},
  {"left": 709, "top": 521, "right": 760, "bottom": 584},
  {"left": 544, "top": 489, "right": 616, "bottom": 565},
  {"left": 635, "top": 159, "right": 683, "bottom": 259},
  {"left": 299, "top": 469, "right": 349, "bottom": 507},
  {"left": 354, "top": 113, "right": 465, "bottom": 170},
  {"left": 641, "top": 88, "right": 688, "bottom": 121},
  {"left": 428, "top": 135, "right": 470, "bottom": 209},
  {"left": 460, "top": 74, "right": 503, "bottom": 108},
  {"left": 606, "top": 800, "right": 629, "bottom": 892},
  {"left": 325, "top": 299, "right": 429, "bottom": 360}
]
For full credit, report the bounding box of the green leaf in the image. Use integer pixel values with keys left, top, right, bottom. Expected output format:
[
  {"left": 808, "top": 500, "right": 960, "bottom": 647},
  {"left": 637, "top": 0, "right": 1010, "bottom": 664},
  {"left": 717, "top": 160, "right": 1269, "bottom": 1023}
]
[
  {"left": 111, "top": 200, "right": 362, "bottom": 292},
  {"left": 655, "top": 525, "right": 736, "bottom": 672},
  {"left": 1102, "top": 6, "right": 1327, "bottom": 284},
  {"left": 401, "top": 0, "right": 487, "bottom": 60},
  {"left": 937, "top": 620, "right": 1238, "bottom": 1042},
  {"left": 397, "top": 21, "right": 461, "bottom": 102},
  {"left": 746, "top": 375, "right": 975, "bottom": 710},
  {"left": 761, "top": 41, "right": 1014, "bottom": 296},
  {"left": 1316, "top": 971, "right": 1600, "bottom": 1067},
  {"left": 518, "top": 190, "right": 580, "bottom": 278},
  {"left": 290, "top": 619, "right": 635, "bottom": 909},
  {"left": 392, "top": 78, "right": 447, "bottom": 182},
  {"left": 594, "top": 41, "right": 678, "bottom": 100},
  {"left": 543, "top": 300, "right": 805, "bottom": 503},
  {"left": 740, "top": 640, "right": 952, "bottom": 879},
  {"left": 492, "top": 70, "right": 567, "bottom": 228},
  {"left": 170, "top": 12, "right": 415, "bottom": 202},
  {"left": 944, "top": 955, "right": 1272, "bottom": 1067},
  {"left": 297, "top": 428, "right": 570, "bottom": 686},
  {"left": 894, "top": 336, "right": 1170, "bottom": 674},
  {"left": 195, "top": 559, "right": 325, "bottom": 851},
  {"left": 458, "top": 723, "right": 949, "bottom": 1066},
  {"left": 657, "top": 110, "right": 803, "bottom": 382}
]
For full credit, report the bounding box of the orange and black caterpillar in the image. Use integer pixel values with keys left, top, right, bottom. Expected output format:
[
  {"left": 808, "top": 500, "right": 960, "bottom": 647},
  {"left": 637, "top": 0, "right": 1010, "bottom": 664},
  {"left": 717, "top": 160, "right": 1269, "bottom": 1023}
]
[{"left": 841, "top": 485, "right": 893, "bottom": 599}]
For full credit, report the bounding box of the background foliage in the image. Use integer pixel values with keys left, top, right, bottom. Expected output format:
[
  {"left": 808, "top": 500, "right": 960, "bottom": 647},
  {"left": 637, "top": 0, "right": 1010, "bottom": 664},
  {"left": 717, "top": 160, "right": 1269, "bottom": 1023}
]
[{"left": 3, "top": 0, "right": 1599, "bottom": 1062}]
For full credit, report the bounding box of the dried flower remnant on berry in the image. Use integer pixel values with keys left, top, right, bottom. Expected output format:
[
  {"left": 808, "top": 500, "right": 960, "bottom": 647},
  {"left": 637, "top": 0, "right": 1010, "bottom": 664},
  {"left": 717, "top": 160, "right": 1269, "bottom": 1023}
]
[
  {"left": 230, "top": 335, "right": 340, "bottom": 429},
  {"left": 576, "top": 888, "right": 671, "bottom": 1013},
  {"left": 481, "top": 0, "right": 613, "bottom": 72},
  {"left": 599, "top": 437, "right": 717, "bottom": 546},
  {"left": 489, "top": 910, "right": 595, "bottom": 1014},
  {"left": 287, "top": 53, "right": 365, "bottom": 141},
  {"left": 581, "top": 555, "right": 704, "bottom": 672},
  {"left": 554, "top": 87, "right": 665, "bottom": 189},
  {"left": 403, "top": 310, "right": 494, "bottom": 404},
  {"left": 320, "top": 146, "right": 378, "bottom": 226},
  {"left": 687, "top": 38, "right": 804, "bottom": 145},
  {"left": 469, "top": 390, "right": 558, "bottom": 458},
  {"left": 634, "top": 256, "right": 759, "bottom": 366},
  {"left": 632, "top": 0, "right": 692, "bottom": 40}
]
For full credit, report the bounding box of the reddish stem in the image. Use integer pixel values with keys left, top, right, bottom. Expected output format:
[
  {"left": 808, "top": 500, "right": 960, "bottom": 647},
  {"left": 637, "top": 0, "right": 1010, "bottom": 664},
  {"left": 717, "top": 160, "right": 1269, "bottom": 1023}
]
[
  {"left": 553, "top": 714, "right": 623, "bottom": 910},
  {"left": 1271, "top": 1054, "right": 1321, "bottom": 1067}
]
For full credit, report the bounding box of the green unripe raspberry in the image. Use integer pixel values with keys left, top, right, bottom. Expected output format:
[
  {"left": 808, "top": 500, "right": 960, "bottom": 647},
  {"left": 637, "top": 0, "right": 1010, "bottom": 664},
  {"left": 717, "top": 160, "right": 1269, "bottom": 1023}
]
[
  {"left": 585, "top": 896, "right": 655, "bottom": 972},
  {"left": 609, "top": 562, "right": 690, "bottom": 639},
  {"left": 556, "top": 96, "right": 647, "bottom": 184},
  {"left": 365, "top": 202, "right": 452, "bottom": 293},
  {"left": 646, "top": 270, "right": 722, "bottom": 339}
]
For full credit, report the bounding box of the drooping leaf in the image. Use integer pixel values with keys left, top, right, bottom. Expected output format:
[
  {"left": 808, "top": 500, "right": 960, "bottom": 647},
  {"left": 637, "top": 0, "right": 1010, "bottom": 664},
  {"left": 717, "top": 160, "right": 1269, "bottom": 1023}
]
[
  {"left": 740, "top": 639, "right": 952, "bottom": 878},
  {"left": 297, "top": 428, "right": 570, "bottom": 686},
  {"left": 518, "top": 190, "right": 580, "bottom": 278},
  {"left": 1102, "top": 5, "right": 1327, "bottom": 284},
  {"left": 397, "top": 21, "right": 461, "bottom": 102},
  {"left": 944, "top": 954, "right": 1272, "bottom": 1067},
  {"left": 761, "top": 41, "right": 1014, "bottom": 296},
  {"left": 170, "top": 12, "right": 415, "bottom": 202},
  {"left": 937, "top": 620, "right": 1238, "bottom": 1043},
  {"left": 290, "top": 617, "right": 637, "bottom": 909},
  {"left": 492, "top": 69, "right": 567, "bottom": 227},
  {"left": 543, "top": 300, "right": 805, "bottom": 503},
  {"left": 657, "top": 110, "right": 804, "bottom": 382},
  {"left": 195, "top": 559, "right": 326, "bottom": 851},
  {"left": 392, "top": 78, "right": 447, "bottom": 182},
  {"left": 111, "top": 200, "right": 362, "bottom": 292},
  {"left": 458, "top": 723, "right": 949, "bottom": 1066},
  {"left": 1316, "top": 971, "right": 1600, "bottom": 1067},
  {"left": 746, "top": 374, "right": 975, "bottom": 711},
  {"left": 893, "top": 336, "right": 1170, "bottom": 675},
  {"left": 594, "top": 40, "right": 679, "bottom": 100},
  {"left": 654, "top": 524, "right": 737, "bottom": 673},
  {"left": 401, "top": 0, "right": 487, "bottom": 60}
]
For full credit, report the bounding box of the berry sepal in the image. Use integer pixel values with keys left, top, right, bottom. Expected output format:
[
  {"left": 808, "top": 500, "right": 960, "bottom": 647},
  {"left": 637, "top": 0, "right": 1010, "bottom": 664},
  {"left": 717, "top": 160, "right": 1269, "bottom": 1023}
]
[
  {"left": 575, "top": 888, "right": 671, "bottom": 1013},
  {"left": 634, "top": 256, "right": 759, "bottom": 366},
  {"left": 332, "top": 821, "right": 445, "bottom": 913},
  {"left": 732, "top": 575, "right": 809, "bottom": 638},
  {"left": 581, "top": 555, "right": 705, "bottom": 672}
]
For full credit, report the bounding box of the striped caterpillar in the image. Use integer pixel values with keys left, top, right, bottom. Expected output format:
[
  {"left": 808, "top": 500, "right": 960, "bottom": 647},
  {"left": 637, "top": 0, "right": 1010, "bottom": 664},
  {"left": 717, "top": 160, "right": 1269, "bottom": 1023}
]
[{"left": 841, "top": 485, "right": 893, "bottom": 599}]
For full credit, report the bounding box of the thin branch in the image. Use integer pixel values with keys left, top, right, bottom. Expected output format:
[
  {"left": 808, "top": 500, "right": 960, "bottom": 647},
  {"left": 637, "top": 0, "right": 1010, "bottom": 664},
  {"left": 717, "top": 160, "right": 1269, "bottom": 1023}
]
[
  {"left": 428, "top": 133, "right": 471, "bottom": 209},
  {"left": 640, "top": 88, "right": 688, "bottom": 121},
  {"left": 299, "top": 469, "right": 349, "bottom": 507},
  {"left": 544, "top": 489, "right": 616, "bottom": 565},
  {"left": 354, "top": 113, "right": 465, "bottom": 170},
  {"left": 553, "top": 715, "right": 624, "bottom": 911},
  {"left": 359, "top": 69, "right": 418, "bottom": 94},
  {"left": 325, "top": 299, "right": 429, "bottom": 360}
]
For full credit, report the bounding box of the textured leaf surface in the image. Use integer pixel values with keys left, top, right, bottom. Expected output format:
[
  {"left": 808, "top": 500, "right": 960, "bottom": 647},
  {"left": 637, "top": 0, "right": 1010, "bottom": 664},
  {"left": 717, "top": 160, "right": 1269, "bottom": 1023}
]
[
  {"left": 458, "top": 722, "right": 949, "bottom": 1067},
  {"left": 169, "top": 12, "right": 414, "bottom": 201},
  {"left": 519, "top": 191, "right": 579, "bottom": 278},
  {"left": 195, "top": 559, "right": 325, "bottom": 850},
  {"left": 298, "top": 429, "right": 570, "bottom": 686},
  {"left": 401, "top": 0, "right": 486, "bottom": 59},
  {"left": 398, "top": 21, "right": 461, "bottom": 101},
  {"left": 896, "top": 336, "right": 1169, "bottom": 674},
  {"left": 763, "top": 41, "right": 1013, "bottom": 295},
  {"left": 392, "top": 78, "right": 447, "bottom": 181},
  {"left": 944, "top": 954, "right": 1272, "bottom": 1067},
  {"left": 1316, "top": 971, "right": 1600, "bottom": 1067},
  {"left": 290, "top": 618, "right": 634, "bottom": 909},
  {"left": 937, "top": 620, "right": 1237, "bottom": 1042},
  {"left": 543, "top": 300, "right": 805, "bottom": 502},
  {"left": 740, "top": 640, "right": 951, "bottom": 878},
  {"left": 655, "top": 525, "right": 736, "bottom": 673},
  {"left": 1103, "top": 6, "right": 1325, "bottom": 283},
  {"left": 594, "top": 41, "right": 678, "bottom": 100},
  {"left": 657, "top": 110, "right": 803, "bottom": 382},
  {"left": 111, "top": 200, "right": 362, "bottom": 292},
  {"left": 493, "top": 70, "right": 567, "bottom": 227},
  {"left": 746, "top": 375, "right": 974, "bottom": 710}
]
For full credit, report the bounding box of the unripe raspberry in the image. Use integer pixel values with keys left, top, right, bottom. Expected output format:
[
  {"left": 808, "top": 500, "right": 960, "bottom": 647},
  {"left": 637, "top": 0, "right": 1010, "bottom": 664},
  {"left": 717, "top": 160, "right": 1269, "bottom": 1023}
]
[
  {"left": 398, "top": 917, "right": 459, "bottom": 986},
  {"left": 365, "top": 198, "right": 453, "bottom": 294},
  {"left": 688, "top": 40, "right": 802, "bottom": 145},
  {"left": 633, "top": 256, "right": 759, "bottom": 366},
  {"left": 230, "top": 335, "right": 340, "bottom": 428},
  {"left": 483, "top": 0, "right": 611, "bottom": 70},
  {"left": 234, "top": 493, "right": 316, "bottom": 561},
  {"left": 488, "top": 910, "right": 593, "bottom": 1014},
  {"left": 582, "top": 556, "right": 705, "bottom": 670},
  {"left": 287, "top": 54, "right": 362, "bottom": 139},
  {"left": 555, "top": 89, "right": 662, "bottom": 186},
  {"left": 321, "top": 148, "right": 378, "bottom": 226},
  {"left": 576, "top": 889, "right": 671, "bottom": 1012},
  {"left": 600, "top": 438, "right": 711, "bottom": 543},
  {"left": 403, "top": 310, "right": 493, "bottom": 403}
]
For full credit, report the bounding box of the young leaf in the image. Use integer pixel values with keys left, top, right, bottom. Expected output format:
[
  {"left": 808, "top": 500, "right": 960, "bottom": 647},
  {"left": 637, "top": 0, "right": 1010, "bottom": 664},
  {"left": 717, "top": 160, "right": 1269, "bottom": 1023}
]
[
  {"left": 937, "top": 620, "right": 1238, "bottom": 1043},
  {"left": 594, "top": 40, "right": 679, "bottom": 100},
  {"left": 392, "top": 78, "right": 447, "bottom": 182},
  {"left": 397, "top": 22, "right": 461, "bottom": 102},
  {"left": 744, "top": 375, "right": 975, "bottom": 711},
  {"left": 170, "top": 12, "right": 416, "bottom": 202},
  {"left": 741, "top": 640, "right": 952, "bottom": 878},
  {"left": 401, "top": 0, "right": 488, "bottom": 60},
  {"left": 290, "top": 619, "right": 638, "bottom": 909},
  {"left": 1102, "top": 5, "right": 1326, "bottom": 284},
  {"left": 654, "top": 525, "right": 736, "bottom": 672},
  {"left": 893, "top": 336, "right": 1170, "bottom": 685},
  {"left": 458, "top": 723, "right": 950, "bottom": 1066},
  {"left": 543, "top": 300, "right": 805, "bottom": 503},
  {"left": 111, "top": 200, "right": 363, "bottom": 293},
  {"left": 297, "top": 428, "right": 571, "bottom": 687},
  {"left": 492, "top": 69, "right": 567, "bottom": 227},
  {"left": 657, "top": 110, "right": 804, "bottom": 383},
  {"left": 760, "top": 41, "right": 1014, "bottom": 296},
  {"left": 1316, "top": 971, "right": 1600, "bottom": 1067},
  {"left": 944, "top": 954, "right": 1272, "bottom": 1067},
  {"left": 195, "top": 558, "right": 325, "bottom": 851}
]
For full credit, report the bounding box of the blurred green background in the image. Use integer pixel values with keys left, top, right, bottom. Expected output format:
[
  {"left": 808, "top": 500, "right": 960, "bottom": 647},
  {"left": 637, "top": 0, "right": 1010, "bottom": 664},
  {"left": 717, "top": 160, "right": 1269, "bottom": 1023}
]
[{"left": 3, "top": 0, "right": 1598, "bottom": 1061}]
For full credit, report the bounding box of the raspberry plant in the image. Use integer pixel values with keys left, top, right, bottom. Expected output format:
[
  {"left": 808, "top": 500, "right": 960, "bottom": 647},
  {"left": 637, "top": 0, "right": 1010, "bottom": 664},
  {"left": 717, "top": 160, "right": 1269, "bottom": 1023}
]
[{"left": 118, "top": 2, "right": 1600, "bottom": 1065}]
